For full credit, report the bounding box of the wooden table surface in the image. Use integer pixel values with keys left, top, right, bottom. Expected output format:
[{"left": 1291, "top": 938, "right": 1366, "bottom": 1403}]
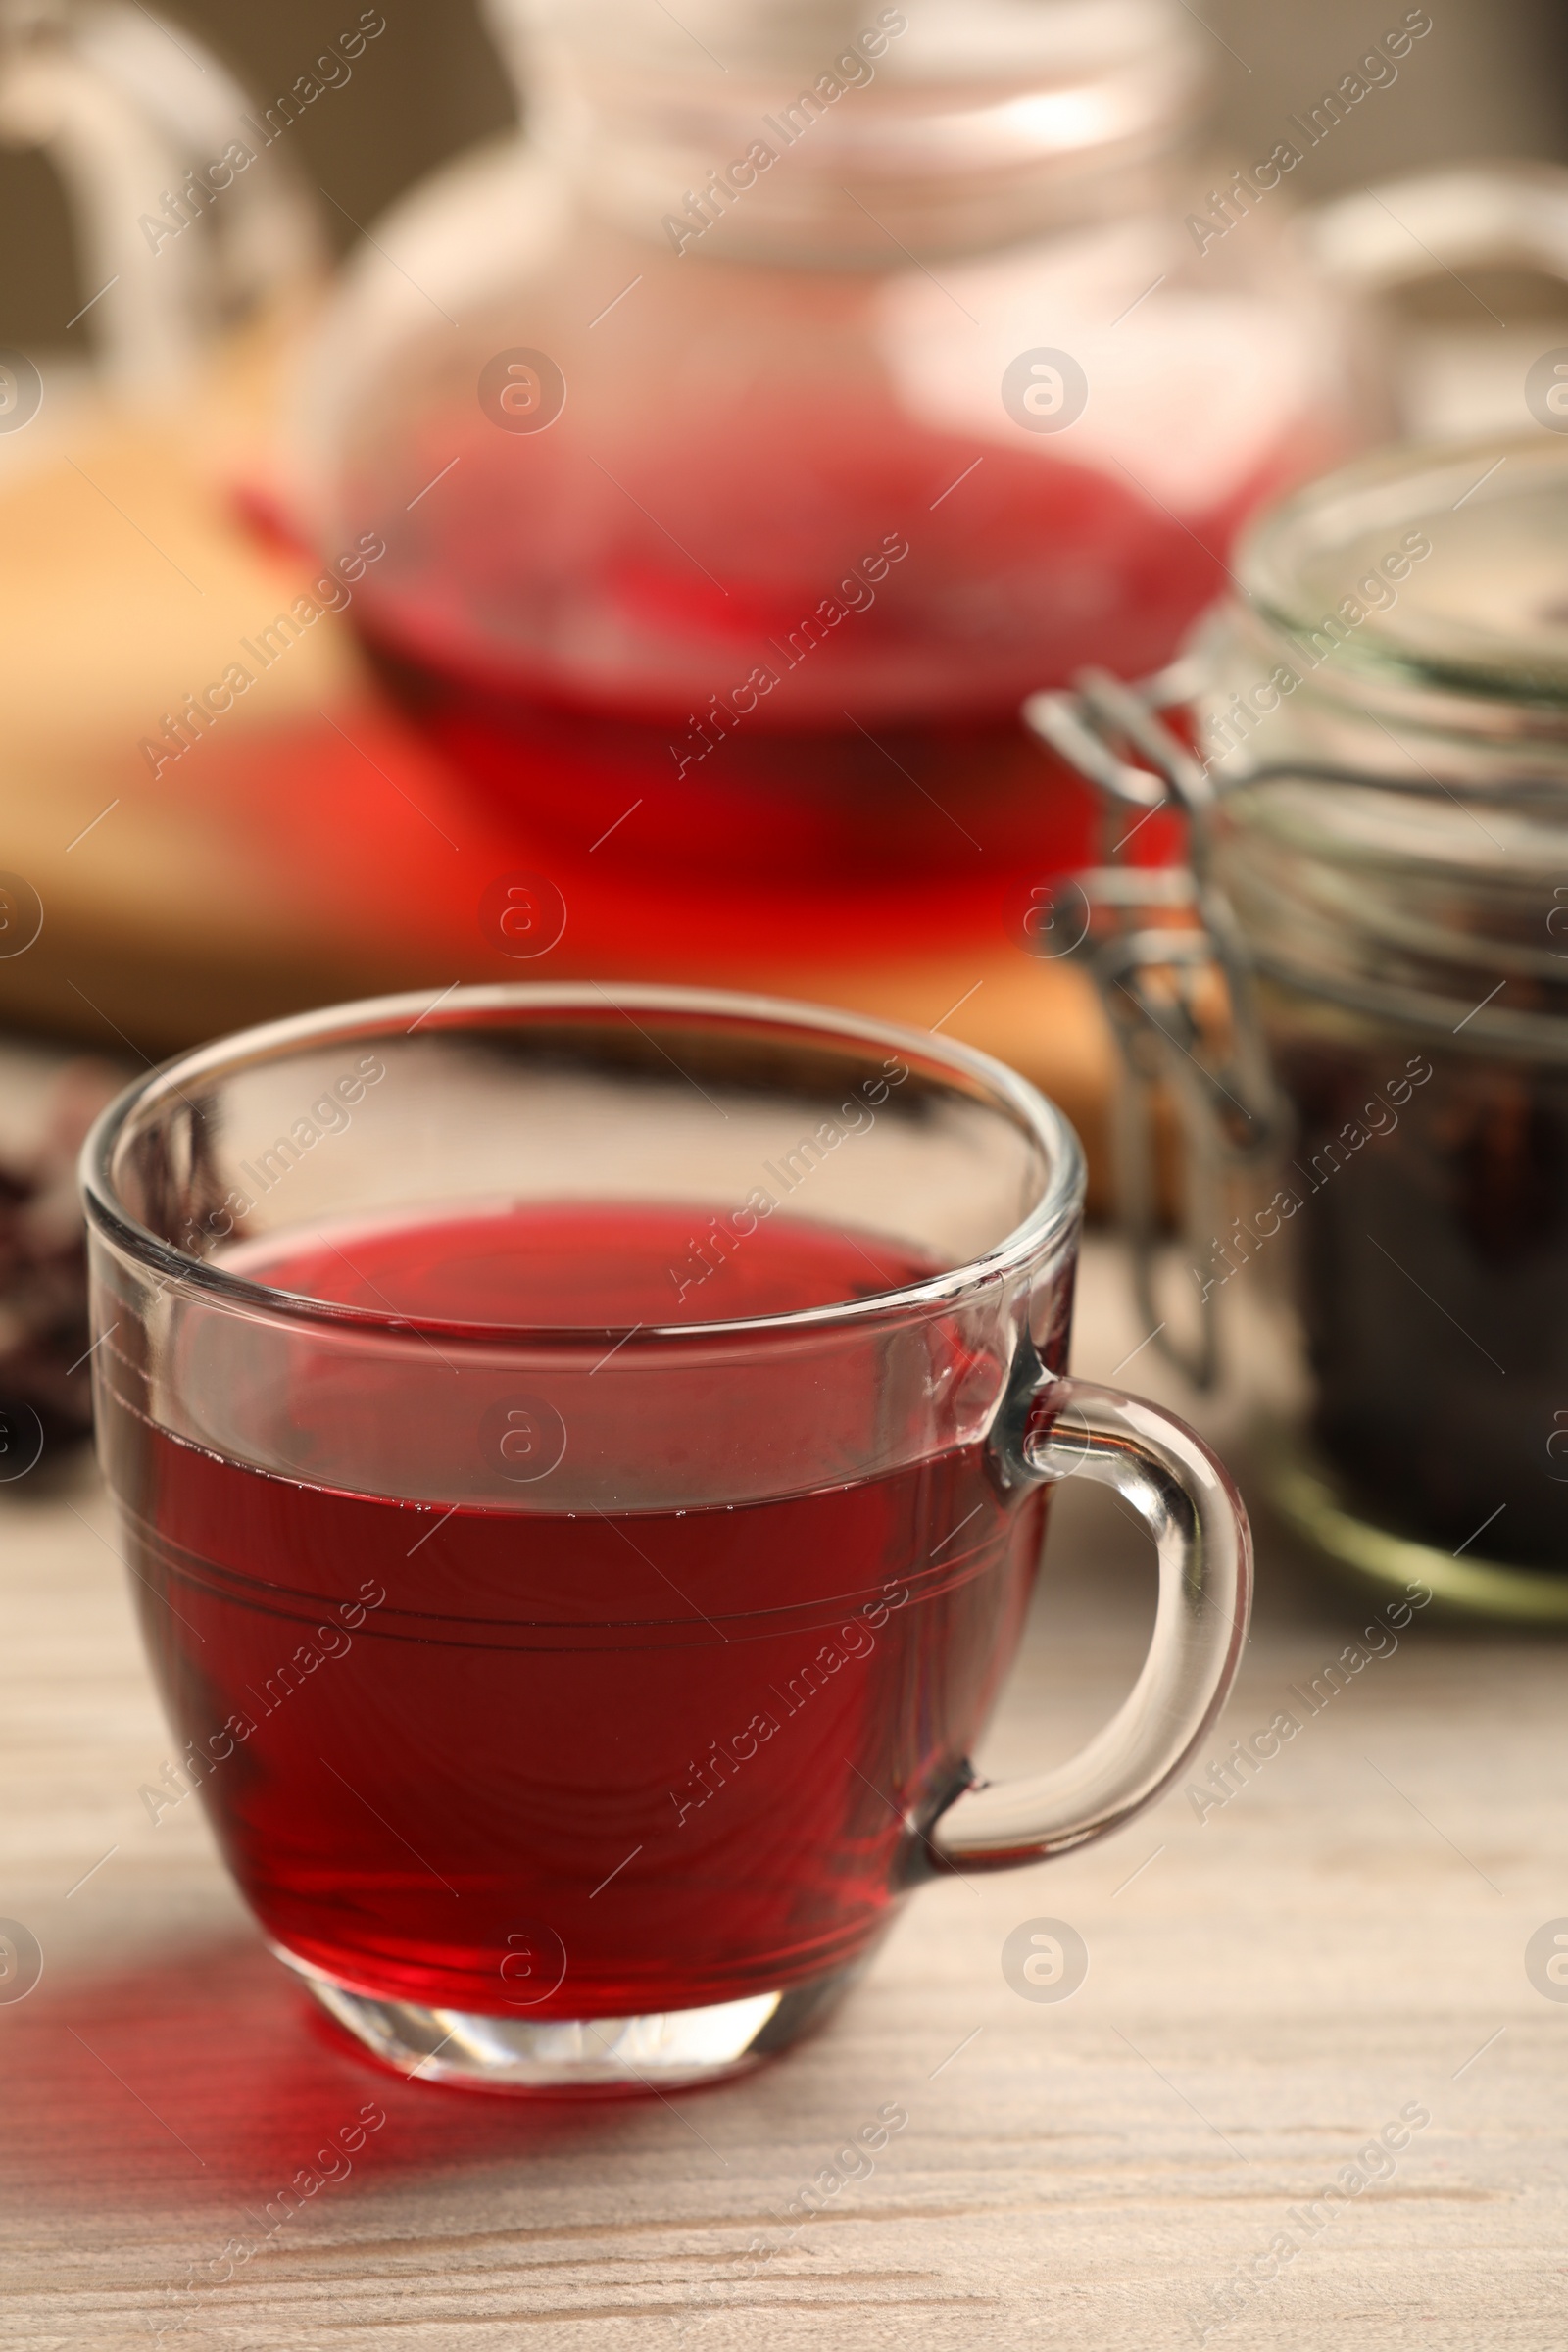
[{"left": 3, "top": 1230, "right": 1565, "bottom": 2352}]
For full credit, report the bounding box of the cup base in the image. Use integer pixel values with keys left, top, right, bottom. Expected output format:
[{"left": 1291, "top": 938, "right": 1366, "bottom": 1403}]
[{"left": 274, "top": 1941, "right": 864, "bottom": 2093}]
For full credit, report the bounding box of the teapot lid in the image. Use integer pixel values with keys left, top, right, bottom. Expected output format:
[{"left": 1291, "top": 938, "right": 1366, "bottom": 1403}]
[{"left": 486, "top": 0, "right": 1205, "bottom": 255}]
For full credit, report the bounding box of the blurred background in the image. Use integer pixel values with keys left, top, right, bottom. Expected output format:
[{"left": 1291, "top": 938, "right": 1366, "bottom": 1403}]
[
  {"left": 5, "top": 0, "right": 1568, "bottom": 1432},
  {"left": 4, "top": 0, "right": 1568, "bottom": 336}
]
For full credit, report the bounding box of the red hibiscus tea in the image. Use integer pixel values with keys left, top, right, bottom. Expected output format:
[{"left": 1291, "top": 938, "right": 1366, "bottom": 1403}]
[
  {"left": 96, "top": 1202, "right": 1048, "bottom": 2021},
  {"left": 350, "top": 421, "right": 1301, "bottom": 954}
]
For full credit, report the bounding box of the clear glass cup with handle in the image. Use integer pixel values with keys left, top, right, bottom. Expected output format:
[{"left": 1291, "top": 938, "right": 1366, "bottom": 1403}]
[{"left": 81, "top": 982, "right": 1250, "bottom": 2091}]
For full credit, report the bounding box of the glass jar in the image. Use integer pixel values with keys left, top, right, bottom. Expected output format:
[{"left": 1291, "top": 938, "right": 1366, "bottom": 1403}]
[
  {"left": 1036, "top": 432, "right": 1568, "bottom": 1620},
  {"left": 287, "top": 0, "right": 1566, "bottom": 959}
]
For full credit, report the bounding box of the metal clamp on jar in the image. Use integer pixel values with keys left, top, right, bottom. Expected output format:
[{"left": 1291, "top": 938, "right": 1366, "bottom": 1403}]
[{"left": 1031, "top": 435, "right": 1568, "bottom": 1621}]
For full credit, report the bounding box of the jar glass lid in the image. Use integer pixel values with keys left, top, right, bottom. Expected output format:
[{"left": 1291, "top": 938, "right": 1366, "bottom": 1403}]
[{"left": 1237, "top": 437, "right": 1568, "bottom": 710}]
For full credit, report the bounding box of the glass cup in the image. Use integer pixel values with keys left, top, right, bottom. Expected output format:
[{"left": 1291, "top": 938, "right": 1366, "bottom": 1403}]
[{"left": 80, "top": 983, "right": 1250, "bottom": 2092}]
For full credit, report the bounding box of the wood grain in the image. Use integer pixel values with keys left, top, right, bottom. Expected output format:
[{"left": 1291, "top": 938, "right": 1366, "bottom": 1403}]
[{"left": 1, "top": 1240, "right": 1563, "bottom": 2350}]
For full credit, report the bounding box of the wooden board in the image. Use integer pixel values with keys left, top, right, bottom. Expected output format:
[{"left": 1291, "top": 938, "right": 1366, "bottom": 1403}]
[{"left": 2, "top": 1236, "right": 1563, "bottom": 2350}]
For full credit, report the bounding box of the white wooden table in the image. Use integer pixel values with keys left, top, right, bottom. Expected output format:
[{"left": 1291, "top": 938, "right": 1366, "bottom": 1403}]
[{"left": 2, "top": 1235, "right": 1564, "bottom": 2351}]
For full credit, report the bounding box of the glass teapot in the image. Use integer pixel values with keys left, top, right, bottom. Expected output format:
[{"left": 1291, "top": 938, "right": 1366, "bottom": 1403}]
[{"left": 288, "top": 0, "right": 1568, "bottom": 947}]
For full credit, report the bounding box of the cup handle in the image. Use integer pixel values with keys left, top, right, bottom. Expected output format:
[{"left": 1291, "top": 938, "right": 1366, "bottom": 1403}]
[
  {"left": 927, "top": 1372, "right": 1251, "bottom": 1871},
  {"left": 1306, "top": 162, "right": 1568, "bottom": 301},
  {"left": 1304, "top": 163, "right": 1568, "bottom": 437},
  {"left": 0, "top": 2, "right": 322, "bottom": 401}
]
